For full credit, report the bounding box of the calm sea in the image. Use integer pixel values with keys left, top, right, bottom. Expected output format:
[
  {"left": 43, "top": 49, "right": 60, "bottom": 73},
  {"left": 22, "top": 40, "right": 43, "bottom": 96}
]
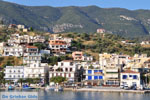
[{"left": 1, "top": 90, "right": 150, "bottom": 100}]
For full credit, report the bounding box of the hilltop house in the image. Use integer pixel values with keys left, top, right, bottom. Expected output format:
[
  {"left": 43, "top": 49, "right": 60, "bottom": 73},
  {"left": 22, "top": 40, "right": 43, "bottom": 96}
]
[
  {"left": 3, "top": 45, "right": 24, "bottom": 57},
  {"left": 49, "top": 40, "right": 69, "bottom": 55}
]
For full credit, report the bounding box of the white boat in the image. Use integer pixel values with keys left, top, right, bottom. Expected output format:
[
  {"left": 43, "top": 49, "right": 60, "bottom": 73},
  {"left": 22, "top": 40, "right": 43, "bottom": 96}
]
[
  {"left": 45, "top": 86, "right": 55, "bottom": 91},
  {"left": 45, "top": 85, "right": 63, "bottom": 91},
  {"left": 54, "top": 86, "right": 63, "bottom": 91}
]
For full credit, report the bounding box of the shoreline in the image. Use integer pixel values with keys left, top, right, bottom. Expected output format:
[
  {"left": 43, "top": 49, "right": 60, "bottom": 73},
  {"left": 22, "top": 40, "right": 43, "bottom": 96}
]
[
  {"left": 64, "top": 88, "right": 150, "bottom": 94},
  {"left": 1, "top": 87, "right": 150, "bottom": 94}
]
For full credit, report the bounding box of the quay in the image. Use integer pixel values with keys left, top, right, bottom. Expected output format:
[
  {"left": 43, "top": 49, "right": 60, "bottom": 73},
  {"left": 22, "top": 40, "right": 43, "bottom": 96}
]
[{"left": 64, "top": 87, "right": 150, "bottom": 94}]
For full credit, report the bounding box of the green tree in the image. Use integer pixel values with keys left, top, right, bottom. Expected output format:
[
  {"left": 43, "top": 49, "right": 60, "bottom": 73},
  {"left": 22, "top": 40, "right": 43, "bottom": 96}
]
[
  {"left": 18, "top": 78, "right": 24, "bottom": 87},
  {"left": 0, "top": 71, "right": 5, "bottom": 85},
  {"left": 89, "top": 65, "right": 94, "bottom": 69},
  {"left": 50, "top": 76, "right": 66, "bottom": 84}
]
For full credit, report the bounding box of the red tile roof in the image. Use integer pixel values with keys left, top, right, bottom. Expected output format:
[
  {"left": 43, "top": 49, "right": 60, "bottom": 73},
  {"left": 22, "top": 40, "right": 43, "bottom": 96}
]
[
  {"left": 121, "top": 69, "right": 139, "bottom": 73},
  {"left": 26, "top": 45, "right": 37, "bottom": 48},
  {"left": 62, "top": 60, "right": 73, "bottom": 62}
]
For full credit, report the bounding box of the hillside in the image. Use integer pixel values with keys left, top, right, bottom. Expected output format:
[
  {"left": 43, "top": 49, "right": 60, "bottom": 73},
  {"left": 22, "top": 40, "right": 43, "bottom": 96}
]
[
  {"left": 61, "top": 33, "right": 150, "bottom": 60},
  {"left": 0, "top": 56, "right": 23, "bottom": 68},
  {"left": 1, "top": 1, "right": 150, "bottom": 37}
]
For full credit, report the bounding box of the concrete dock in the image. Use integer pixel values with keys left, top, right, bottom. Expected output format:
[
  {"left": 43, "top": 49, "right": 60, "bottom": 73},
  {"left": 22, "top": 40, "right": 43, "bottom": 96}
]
[{"left": 64, "top": 87, "right": 150, "bottom": 94}]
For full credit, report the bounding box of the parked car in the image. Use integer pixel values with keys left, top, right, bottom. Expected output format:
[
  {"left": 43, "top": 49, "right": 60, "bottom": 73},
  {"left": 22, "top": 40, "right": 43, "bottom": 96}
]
[
  {"left": 86, "top": 85, "right": 92, "bottom": 88},
  {"left": 120, "top": 85, "right": 124, "bottom": 89},
  {"left": 124, "top": 84, "right": 129, "bottom": 90}
]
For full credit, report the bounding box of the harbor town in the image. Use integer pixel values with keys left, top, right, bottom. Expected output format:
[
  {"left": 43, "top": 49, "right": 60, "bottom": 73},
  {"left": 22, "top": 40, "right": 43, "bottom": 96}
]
[{"left": 0, "top": 25, "right": 150, "bottom": 93}]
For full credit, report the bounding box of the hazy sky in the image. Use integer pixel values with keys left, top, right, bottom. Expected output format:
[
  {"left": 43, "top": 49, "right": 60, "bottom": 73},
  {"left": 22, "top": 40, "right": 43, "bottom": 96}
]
[{"left": 3, "top": 0, "right": 150, "bottom": 10}]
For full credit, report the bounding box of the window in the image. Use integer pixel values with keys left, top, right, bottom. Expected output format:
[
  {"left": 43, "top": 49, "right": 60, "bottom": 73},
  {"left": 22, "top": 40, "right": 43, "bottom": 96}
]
[
  {"left": 65, "top": 68, "right": 68, "bottom": 72},
  {"left": 99, "top": 76, "right": 103, "bottom": 79},
  {"left": 94, "top": 76, "right": 98, "bottom": 80},
  {"left": 99, "top": 70, "right": 103, "bottom": 72},
  {"left": 9, "top": 75, "right": 11, "bottom": 78},
  {"left": 122, "top": 75, "right": 127, "bottom": 79},
  {"left": 129, "top": 75, "right": 132, "bottom": 77},
  {"left": 133, "top": 75, "right": 138, "bottom": 79},
  {"left": 88, "top": 76, "right": 92, "bottom": 80},
  {"left": 70, "top": 62, "right": 73, "bottom": 66},
  {"left": 88, "top": 70, "right": 92, "bottom": 74},
  {"left": 18, "top": 75, "right": 20, "bottom": 78},
  {"left": 70, "top": 68, "right": 72, "bottom": 72},
  {"left": 94, "top": 70, "right": 98, "bottom": 73}
]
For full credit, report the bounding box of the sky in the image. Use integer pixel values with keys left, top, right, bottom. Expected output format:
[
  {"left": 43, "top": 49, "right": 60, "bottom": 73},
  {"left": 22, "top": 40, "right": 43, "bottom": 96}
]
[{"left": 3, "top": 0, "right": 150, "bottom": 10}]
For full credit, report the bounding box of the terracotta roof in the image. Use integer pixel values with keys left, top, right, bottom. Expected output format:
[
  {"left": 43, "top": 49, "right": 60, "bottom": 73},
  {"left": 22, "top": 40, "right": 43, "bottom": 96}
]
[
  {"left": 121, "top": 69, "right": 139, "bottom": 73},
  {"left": 62, "top": 60, "right": 73, "bottom": 62},
  {"left": 26, "top": 45, "right": 37, "bottom": 48}
]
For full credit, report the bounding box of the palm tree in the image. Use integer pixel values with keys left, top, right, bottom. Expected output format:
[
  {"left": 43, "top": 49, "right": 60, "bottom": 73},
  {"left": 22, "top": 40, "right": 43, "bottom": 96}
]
[{"left": 18, "top": 78, "right": 24, "bottom": 87}]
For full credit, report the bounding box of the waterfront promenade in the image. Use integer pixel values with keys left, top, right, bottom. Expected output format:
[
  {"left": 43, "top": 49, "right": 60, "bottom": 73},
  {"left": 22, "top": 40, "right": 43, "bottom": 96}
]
[
  {"left": 1, "top": 86, "right": 150, "bottom": 94},
  {"left": 64, "top": 87, "right": 150, "bottom": 94}
]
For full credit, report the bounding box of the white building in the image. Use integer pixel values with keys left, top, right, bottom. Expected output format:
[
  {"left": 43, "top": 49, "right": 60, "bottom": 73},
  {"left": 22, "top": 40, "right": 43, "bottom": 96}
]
[
  {"left": 23, "top": 46, "right": 41, "bottom": 66},
  {"left": 82, "top": 55, "right": 93, "bottom": 62},
  {"left": 4, "top": 66, "right": 24, "bottom": 82},
  {"left": 120, "top": 70, "right": 141, "bottom": 88},
  {"left": 3, "top": 46, "right": 24, "bottom": 57},
  {"left": 49, "top": 40, "right": 69, "bottom": 55},
  {"left": 49, "top": 60, "right": 80, "bottom": 82},
  {"left": 40, "top": 50, "right": 51, "bottom": 55},
  {"left": 0, "top": 42, "right": 5, "bottom": 56},
  {"left": 84, "top": 69, "right": 103, "bottom": 86},
  {"left": 24, "top": 63, "right": 49, "bottom": 80}
]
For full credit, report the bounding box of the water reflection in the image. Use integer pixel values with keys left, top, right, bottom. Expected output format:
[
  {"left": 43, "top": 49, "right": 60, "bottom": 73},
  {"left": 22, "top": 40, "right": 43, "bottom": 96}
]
[{"left": 1, "top": 90, "right": 150, "bottom": 100}]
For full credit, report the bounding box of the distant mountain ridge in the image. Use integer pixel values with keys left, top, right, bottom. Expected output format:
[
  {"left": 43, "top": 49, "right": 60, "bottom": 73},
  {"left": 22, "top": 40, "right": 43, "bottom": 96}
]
[{"left": 1, "top": 1, "right": 150, "bottom": 37}]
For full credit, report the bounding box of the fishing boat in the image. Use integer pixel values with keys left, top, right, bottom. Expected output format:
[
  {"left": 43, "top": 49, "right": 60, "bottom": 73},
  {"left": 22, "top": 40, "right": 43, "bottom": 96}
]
[
  {"left": 8, "top": 85, "right": 15, "bottom": 90},
  {"left": 22, "top": 84, "right": 34, "bottom": 90}
]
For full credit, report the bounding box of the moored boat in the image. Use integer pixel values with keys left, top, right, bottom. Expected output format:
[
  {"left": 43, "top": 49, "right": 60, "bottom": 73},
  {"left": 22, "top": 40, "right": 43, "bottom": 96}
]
[{"left": 8, "top": 85, "right": 15, "bottom": 90}]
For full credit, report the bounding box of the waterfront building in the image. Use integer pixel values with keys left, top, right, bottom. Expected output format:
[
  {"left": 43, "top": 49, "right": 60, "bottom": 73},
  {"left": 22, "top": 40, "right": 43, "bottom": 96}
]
[
  {"left": 84, "top": 69, "right": 103, "bottom": 86},
  {"left": 99, "top": 53, "right": 130, "bottom": 86},
  {"left": 49, "top": 60, "right": 80, "bottom": 82},
  {"left": 103, "top": 65, "right": 120, "bottom": 86},
  {"left": 4, "top": 66, "right": 24, "bottom": 82},
  {"left": 120, "top": 69, "right": 141, "bottom": 88},
  {"left": 24, "top": 63, "right": 49, "bottom": 81}
]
